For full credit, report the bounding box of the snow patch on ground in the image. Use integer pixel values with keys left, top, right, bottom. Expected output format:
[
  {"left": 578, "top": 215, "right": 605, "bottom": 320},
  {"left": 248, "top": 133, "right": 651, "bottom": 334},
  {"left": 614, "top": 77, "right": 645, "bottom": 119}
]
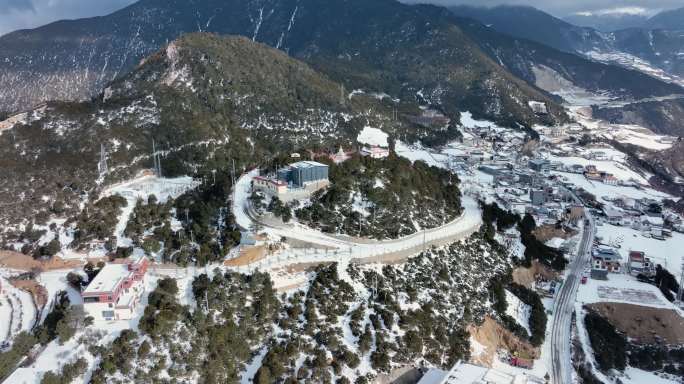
[
  {"left": 356, "top": 126, "right": 388, "bottom": 147},
  {"left": 505, "top": 290, "right": 531, "bottom": 336},
  {"left": 100, "top": 175, "right": 198, "bottom": 248}
]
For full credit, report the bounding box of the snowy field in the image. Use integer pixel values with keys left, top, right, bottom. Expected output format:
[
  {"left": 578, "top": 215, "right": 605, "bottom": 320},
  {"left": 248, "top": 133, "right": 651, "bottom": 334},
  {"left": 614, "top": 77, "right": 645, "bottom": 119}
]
[
  {"left": 553, "top": 172, "right": 671, "bottom": 202},
  {"left": 0, "top": 274, "right": 37, "bottom": 346},
  {"left": 566, "top": 104, "right": 676, "bottom": 151},
  {"left": 596, "top": 224, "right": 684, "bottom": 278},
  {"left": 577, "top": 273, "right": 678, "bottom": 311},
  {"left": 546, "top": 151, "right": 648, "bottom": 184}
]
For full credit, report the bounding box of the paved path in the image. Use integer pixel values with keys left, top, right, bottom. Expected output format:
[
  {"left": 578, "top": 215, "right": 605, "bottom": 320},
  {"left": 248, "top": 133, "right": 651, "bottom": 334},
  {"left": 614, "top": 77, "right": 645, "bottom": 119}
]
[{"left": 550, "top": 193, "right": 595, "bottom": 384}]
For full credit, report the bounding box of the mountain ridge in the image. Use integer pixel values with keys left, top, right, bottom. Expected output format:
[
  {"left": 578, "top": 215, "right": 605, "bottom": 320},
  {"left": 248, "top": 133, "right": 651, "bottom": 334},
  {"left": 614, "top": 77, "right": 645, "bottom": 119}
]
[
  {"left": 0, "top": 0, "right": 567, "bottom": 129},
  {"left": 448, "top": 5, "right": 684, "bottom": 90}
]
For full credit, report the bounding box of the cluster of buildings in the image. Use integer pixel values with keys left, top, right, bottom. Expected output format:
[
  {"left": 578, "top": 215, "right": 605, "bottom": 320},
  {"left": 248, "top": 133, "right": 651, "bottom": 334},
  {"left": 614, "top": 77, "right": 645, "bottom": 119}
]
[
  {"left": 599, "top": 196, "right": 677, "bottom": 239},
  {"left": 81, "top": 254, "right": 149, "bottom": 321},
  {"left": 590, "top": 247, "right": 656, "bottom": 280},
  {"left": 460, "top": 124, "right": 526, "bottom": 156},
  {"left": 478, "top": 158, "right": 585, "bottom": 225},
  {"left": 535, "top": 123, "right": 584, "bottom": 140}
]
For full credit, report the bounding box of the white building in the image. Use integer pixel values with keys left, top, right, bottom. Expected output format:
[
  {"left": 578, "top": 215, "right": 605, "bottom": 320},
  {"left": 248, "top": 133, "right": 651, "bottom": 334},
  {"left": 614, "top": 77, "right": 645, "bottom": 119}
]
[
  {"left": 528, "top": 101, "right": 548, "bottom": 115},
  {"left": 329, "top": 147, "right": 351, "bottom": 164},
  {"left": 360, "top": 146, "right": 390, "bottom": 159},
  {"left": 82, "top": 255, "right": 149, "bottom": 321}
]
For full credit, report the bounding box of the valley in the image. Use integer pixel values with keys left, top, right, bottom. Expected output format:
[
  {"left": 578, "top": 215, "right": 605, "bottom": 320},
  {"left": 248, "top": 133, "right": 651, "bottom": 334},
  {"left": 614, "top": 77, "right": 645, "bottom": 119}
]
[{"left": 0, "top": 1, "right": 683, "bottom": 384}]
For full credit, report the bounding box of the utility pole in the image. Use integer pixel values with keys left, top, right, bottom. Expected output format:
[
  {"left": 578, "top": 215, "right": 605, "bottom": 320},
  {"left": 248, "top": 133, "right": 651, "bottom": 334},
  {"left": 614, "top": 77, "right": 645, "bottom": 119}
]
[
  {"left": 98, "top": 143, "right": 108, "bottom": 177},
  {"left": 152, "top": 139, "right": 157, "bottom": 176},
  {"left": 423, "top": 229, "right": 426, "bottom": 252},
  {"left": 152, "top": 139, "right": 162, "bottom": 177},
  {"left": 678, "top": 256, "right": 684, "bottom": 303},
  {"left": 231, "top": 158, "right": 237, "bottom": 186}
]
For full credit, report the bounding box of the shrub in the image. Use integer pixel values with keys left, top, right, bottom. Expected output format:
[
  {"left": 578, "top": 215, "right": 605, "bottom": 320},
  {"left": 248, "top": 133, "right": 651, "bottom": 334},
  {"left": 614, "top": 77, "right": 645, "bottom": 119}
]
[{"left": 584, "top": 309, "right": 627, "bottom": 372}]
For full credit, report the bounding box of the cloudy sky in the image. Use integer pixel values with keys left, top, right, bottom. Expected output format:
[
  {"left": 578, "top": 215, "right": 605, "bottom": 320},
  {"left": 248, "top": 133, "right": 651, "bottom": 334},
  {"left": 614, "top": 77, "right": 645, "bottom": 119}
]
[
  {"left": 0, "top": 0, "right": 136, "bottom": 36},
  {"left": 418, "top": 0, "right": 682, "bottom": 16},
  {"left": 0, "top": 0, "right": 682, "bottom": 36}
]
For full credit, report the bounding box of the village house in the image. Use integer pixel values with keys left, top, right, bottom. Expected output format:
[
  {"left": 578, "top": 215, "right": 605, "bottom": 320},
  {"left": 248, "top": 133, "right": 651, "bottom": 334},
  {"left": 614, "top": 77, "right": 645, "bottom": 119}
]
[
  {"left": 604, "top": 206, "right": 626, "bottom": 226},
  {"left": 528, "top": 101, "right": 548, "bottom": 115},
  {"left": 602, "top": 174, "right": 618, "bottom": 185},
  {"left": 528, "top": 158, "right": 550, "bottom": 172},
  {"left": 530, "top": 189, "right": 547, "bottom": 206},
  {"left": 568, "top": 164, "right": 584, "bottom": 174},
  {"left": 591, "top": 258, "right": 609, "bottom": 280},
  {"left": 628, "top": 251, "right": 656, "bottom": 277},
  {"left": 592, "top": 247, "right": 622, "bottom": 273},
  {"left": 82, "top": 255, "right": 149, "bottom": 321}
]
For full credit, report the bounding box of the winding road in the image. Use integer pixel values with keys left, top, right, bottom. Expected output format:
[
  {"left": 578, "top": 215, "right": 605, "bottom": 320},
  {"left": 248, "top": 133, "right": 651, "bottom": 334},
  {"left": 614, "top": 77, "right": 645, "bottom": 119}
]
[
  {"left": 550, "top": 193, "right": 596, "bottom": 384},
  {"left": 231, "top": 169, "right": 483, "bottom": 266}
]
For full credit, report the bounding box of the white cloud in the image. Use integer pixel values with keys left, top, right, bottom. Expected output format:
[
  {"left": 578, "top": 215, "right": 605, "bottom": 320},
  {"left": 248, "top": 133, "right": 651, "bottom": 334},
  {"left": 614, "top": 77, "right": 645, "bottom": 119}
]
[{"left": 574, "top": 6, "right": 659, "bottom": 17}]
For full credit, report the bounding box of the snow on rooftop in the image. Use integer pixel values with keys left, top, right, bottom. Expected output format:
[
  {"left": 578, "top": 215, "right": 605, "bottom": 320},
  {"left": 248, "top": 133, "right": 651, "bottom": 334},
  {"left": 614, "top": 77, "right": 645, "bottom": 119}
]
[
  {"left": 82, "top": 263, "right": 130, "bottom": 294},
  {"left": 289, "top": 160, "right": 328, "bottom": 169},
  {"left": 357, "top": 126, "right": 388, "bottom": 147},
  {"left": 417, "top": 369, "right": 448, "bottom": 384}
]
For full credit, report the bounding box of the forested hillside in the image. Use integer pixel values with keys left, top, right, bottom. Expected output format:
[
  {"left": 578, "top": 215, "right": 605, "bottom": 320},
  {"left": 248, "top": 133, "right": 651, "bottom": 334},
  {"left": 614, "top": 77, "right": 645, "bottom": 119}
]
[{"left": 295, "top": 155, "right": 462, "bottom": 239}]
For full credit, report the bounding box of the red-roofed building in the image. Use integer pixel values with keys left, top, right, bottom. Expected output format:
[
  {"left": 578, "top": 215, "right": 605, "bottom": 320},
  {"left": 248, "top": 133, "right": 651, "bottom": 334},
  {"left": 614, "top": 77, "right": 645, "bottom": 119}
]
[{"left": 628, "top": 251, "right": 655, "bottom": 277}]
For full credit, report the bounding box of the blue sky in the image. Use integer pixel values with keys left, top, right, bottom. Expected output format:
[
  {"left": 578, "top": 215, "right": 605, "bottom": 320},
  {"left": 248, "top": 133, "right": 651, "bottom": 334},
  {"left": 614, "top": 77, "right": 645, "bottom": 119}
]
[{"left": 0, "top": 0, "right": 682, "bottom": 37}]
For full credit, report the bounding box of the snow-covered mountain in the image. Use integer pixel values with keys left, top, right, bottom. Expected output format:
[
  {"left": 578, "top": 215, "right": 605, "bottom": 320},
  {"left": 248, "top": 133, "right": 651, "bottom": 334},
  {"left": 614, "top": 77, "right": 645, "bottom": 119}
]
[{"left": 451, "top": 5, "right": 684, "bottom": 86}]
